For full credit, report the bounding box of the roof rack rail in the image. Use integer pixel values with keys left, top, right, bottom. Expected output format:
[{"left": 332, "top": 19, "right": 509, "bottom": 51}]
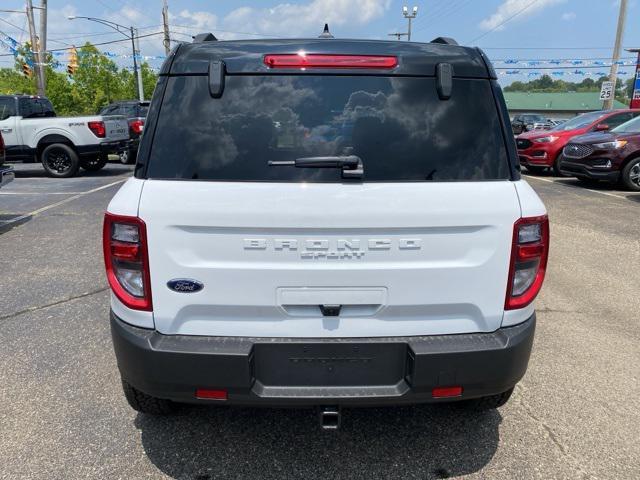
[
  {"left": 431, "top": 37, "right": 458, "bottom": 46},
  {"left": 193, "top": 33, "right": 218, "bottom": 43}
]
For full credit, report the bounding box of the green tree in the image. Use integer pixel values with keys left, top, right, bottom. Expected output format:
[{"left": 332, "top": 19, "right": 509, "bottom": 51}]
[{"left": 0, "top": 40, "right": 158, "bottom": 115}]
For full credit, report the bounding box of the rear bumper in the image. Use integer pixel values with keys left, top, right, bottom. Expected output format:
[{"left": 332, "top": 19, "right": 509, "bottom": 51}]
[
  {"left": 558, "top": 158, "right": 620, "bottom": 181},
  {"left": 111, "top": 311, "right": 536, "bottom": 406},
  {"left": 76, "top": 140, "right": 129, "bottom": 158}
]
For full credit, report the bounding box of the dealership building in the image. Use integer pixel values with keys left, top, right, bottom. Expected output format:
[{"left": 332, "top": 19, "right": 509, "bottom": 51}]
[{"left": 504, "top": 92, "right": 627, "bottom": 120}]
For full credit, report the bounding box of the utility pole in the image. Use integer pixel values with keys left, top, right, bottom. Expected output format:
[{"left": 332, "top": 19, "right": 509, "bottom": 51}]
[
  {"left": 25, "top": 0, "right": 44, "bottom": 95},
  {"left": 402, "top": 5, "right": 418, "bottom": 42},
  {"left": 604, "top": 0, "right": 628, "bottom": 110},
  {"left": 162, "top": 0, "right": 171, "bottom": 56},
  {"left": 134, "top": 28, "right": 144, "bottom": 101},
  {"left": 39, "top": 0, "right": 47, "bottom": 92}
]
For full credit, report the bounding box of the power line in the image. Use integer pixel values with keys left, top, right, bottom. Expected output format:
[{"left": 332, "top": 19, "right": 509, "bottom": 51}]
[
  {"left": 469, "top": 0, "right": 542, "bottom": 44},
  {"left": 412, "top": 0, "right": 475, "bottom": 36}
]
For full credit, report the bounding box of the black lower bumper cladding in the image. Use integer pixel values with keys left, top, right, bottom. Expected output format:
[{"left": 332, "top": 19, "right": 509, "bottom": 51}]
[{"left": 111, "top": 311, "right": 535, "bottom": 406}]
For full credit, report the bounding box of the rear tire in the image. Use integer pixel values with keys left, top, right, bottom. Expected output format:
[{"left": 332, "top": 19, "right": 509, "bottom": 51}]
[
  {"left": 119, "top": 149, "right": 136, "bottom": 165},
  {"left": 40, "top": 143, "right": 80, "bottom": 178},
  {"left": 461, "top": 387, "right": 514, "bottom": 410},
  {"left": 121, "top": 379, "right": 176, "bottom": 415},
  {"left": 620, "top": 157, "right": 640, "bottom": 191},
  {"left": 80, "top": 156, "right": 107, "bottom": 172}
]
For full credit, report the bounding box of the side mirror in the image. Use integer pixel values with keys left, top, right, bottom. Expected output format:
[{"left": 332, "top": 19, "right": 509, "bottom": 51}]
[{"left": 594, "top": 123, "right": 609, "bottom": 131}]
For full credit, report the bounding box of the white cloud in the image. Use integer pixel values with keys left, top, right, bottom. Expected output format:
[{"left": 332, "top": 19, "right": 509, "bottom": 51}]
[
  {"left": 173, "top": 10, "right": 218, "bottom": 31},
  {"left": 561, "top": 12, "right": 576, "bottom": 21},
  {"left": 479, "top": 0, "right": 565, "bottom": 31},
  {"left": 223, "top": 0, "right": 391, "bottom": 38}
]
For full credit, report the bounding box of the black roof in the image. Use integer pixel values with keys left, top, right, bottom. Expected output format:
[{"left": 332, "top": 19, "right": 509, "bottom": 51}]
[{"left": 163, "top": 38, "right": 494, "bottom": 79}]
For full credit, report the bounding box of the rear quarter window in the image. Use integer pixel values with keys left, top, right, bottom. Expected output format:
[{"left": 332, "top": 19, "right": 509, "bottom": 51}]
[{"left": 145, "top": 75, "right": 510, "bottom": 182}]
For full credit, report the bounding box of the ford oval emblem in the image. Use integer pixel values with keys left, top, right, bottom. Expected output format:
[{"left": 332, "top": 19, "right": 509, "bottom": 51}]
[{"left": 167, "top": 279, "right": 204, "bottom": 293}]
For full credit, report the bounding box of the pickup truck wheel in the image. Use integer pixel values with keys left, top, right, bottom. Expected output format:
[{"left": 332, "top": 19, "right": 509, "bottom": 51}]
[
  {"left": 41, "top": 143, "right": 80, "bottom": 178},
  {"left": 121, "top": 379, "right": 176, "bottom": 415},
  {"left": 80, "top": 157, "right": 107, "bottom": 172},
  {"left": 460, "top": 387, "right": 514, "bottom": 411},
  {"left": 119, "top": 150, "right": 135, "bottom": 164}
]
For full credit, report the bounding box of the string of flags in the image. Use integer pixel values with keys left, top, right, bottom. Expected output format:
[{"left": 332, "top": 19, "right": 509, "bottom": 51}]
[
  {"left": 1, "top": 32, "right": 639, "bottom": 78},
  {"left": 497, "top": 69, "right": 632, "bottom": 77},
  {"left": 493, "top": 57, "right": 637, "bottom": 67}
]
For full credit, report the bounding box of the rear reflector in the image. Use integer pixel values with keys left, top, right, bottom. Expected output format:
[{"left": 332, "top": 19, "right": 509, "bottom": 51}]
[
  {"left": 432, "top": 386, "right": 463, "bottom": 398},
  {"left": 195, "top": 388, "right": 228, "bottom": 400},
  {"left": 264, "top": 54, "right": 398, "bottom": 69}
]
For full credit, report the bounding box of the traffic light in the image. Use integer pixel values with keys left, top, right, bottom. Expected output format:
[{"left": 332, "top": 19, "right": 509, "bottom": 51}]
[
  {"left": 67, "top": 47, "right": 78, "bottom": 76},
  {"left": 22, "top": 63, "right": 32, "bottom": 77}
]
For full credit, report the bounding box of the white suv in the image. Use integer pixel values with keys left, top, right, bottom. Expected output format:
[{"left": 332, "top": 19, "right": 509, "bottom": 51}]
[{"left": 104, "top": 35, "right": 548, "bottom": 426}]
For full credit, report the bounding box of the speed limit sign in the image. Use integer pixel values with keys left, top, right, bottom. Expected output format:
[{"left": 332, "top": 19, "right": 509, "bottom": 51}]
[{"left": 599, "top": 81, "right": 614, "bottom": 100}]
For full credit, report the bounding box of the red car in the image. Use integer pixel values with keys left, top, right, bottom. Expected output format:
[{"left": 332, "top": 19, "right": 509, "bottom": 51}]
[{"left": 516, "top": 109, "right": 640, "bottom": 175}]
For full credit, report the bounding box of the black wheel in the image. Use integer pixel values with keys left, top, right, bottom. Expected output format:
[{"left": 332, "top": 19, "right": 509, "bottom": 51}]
[
  {"left": 525, "top": 165, "right": 546, "bottom": 175},
  {"left": 41, "top": 143, "right": 80, "bottom": 178},
  {"left": 620, "top": 157, "right": 640, "bottom": 191},
  {"left": 80, "top": 156, "right": 107, "bottom": 172},
  {"left": 461, "top": 388, "right": 514, "bottom": 410},
  {"left": 121, "top": 379, "right": 176, "bottom": 415}
]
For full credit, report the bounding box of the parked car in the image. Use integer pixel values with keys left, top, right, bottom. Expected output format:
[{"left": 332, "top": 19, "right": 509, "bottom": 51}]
[
  {"left": 0, "top": 131, "right": 14, "bottom": 188},
  {"left": 0, "top": 95, "right": 129, "bottom": 177},
  {"left": 516, "top": 109, "right": 640, "bottom": 175},
  {"left": 105, "top": 34, "right": 548, "bottom": 425},
  {"left": 99, "top": 100, "right": 149, "bottom": 164},
  {"left": 511, "top": 114, "right": 552, "bottom": 134},
  {"left": 558, "top": 114, "right": 640, "bottom": 190}
]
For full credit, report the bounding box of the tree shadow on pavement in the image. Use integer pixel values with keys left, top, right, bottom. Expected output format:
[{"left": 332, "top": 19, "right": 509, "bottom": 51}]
[{"left": 135, "top": 403, "right": 501, "bottom": 479}]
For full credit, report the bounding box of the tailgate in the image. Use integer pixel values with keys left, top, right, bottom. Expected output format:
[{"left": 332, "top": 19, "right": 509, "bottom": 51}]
[
  {"left": 102, "top": 116, "right": 129, "bottom": 141},
  {"left": 139, "top": 181, "right": 521, "bottom": 338}
]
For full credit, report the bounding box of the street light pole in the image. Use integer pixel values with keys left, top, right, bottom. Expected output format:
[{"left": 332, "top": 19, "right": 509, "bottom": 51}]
[
  {"left": 68, "top": 16, "right": 144, "bottom": 102},
  {"left": 402, "top": 6, "right": 418, "bottom": 42}
]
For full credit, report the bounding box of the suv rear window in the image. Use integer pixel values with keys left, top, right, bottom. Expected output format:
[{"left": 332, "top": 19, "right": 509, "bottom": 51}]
[{"left": 146, "top": 75, "right": 510, "bottom": 182}]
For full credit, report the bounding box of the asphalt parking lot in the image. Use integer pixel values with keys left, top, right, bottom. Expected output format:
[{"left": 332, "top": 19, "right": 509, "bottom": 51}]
[{"left": 1, "top": 163, "right": 639, "bottom": 479}]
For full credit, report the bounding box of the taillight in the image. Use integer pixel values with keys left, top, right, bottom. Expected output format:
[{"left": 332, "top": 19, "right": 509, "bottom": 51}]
[
  {"left": 129, "top": 119, "right": 144, "bottom": 135},
  {"left": 103, "top": 213, "right": 152, "bottom": 311},
  {"left": 264, "top": 54, "right": 398, "bottom": 69},
  {"left": 88, "top": 121, "right": 106, "bottom": 138},
  {"left": 505, "top": 215, "right": 549, "bottom": 310}
]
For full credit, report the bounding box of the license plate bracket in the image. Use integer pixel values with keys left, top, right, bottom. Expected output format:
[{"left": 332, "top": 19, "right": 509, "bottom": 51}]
[{"left": 253, "top": 342, "right": 407, "bottom": 387}]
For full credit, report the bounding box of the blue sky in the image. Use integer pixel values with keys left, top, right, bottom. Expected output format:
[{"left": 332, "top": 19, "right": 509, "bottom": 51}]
[{"left": 1, "top": 0, "right": 639, "bottom": 84}]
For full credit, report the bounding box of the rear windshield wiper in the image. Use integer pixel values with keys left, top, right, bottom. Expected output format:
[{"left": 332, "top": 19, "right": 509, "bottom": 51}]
[{"left": 269, "top": 155, "right": 364, "bottom": 179}]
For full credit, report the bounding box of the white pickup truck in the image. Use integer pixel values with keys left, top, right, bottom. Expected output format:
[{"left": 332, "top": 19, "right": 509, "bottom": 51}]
[{"left": 0, "top": 95, "right": 129, "bottom": 177}]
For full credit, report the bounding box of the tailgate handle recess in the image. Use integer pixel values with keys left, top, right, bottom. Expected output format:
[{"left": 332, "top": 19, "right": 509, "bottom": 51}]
[{"left": 319, "top": 305, "right": 342, "bottom": 317}]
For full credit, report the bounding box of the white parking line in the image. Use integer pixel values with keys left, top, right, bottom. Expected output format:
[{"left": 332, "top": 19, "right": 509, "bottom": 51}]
[
  {"left": 523, "top": 174, "right": 628, "bottom": 200},
  {"left": 0, "top": 192, "right": 89, "bottom": 195},
  {"left": 0, "top": 179, "right": 126, "bottom": 227}
]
